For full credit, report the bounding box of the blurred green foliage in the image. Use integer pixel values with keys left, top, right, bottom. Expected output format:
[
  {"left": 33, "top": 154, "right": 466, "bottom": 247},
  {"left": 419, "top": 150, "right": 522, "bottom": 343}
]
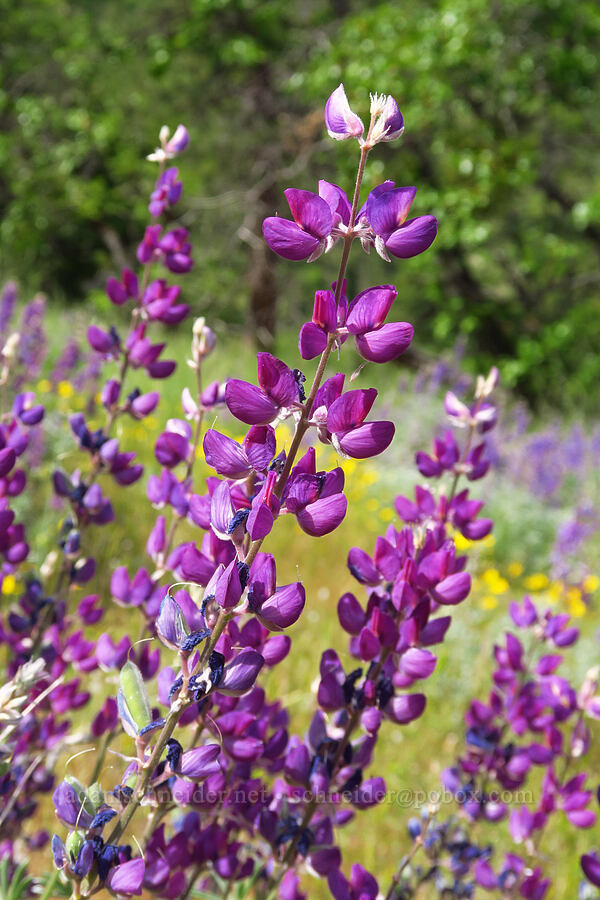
[{"left": 1, "top": 0, "right": 600, "bottom": 405}]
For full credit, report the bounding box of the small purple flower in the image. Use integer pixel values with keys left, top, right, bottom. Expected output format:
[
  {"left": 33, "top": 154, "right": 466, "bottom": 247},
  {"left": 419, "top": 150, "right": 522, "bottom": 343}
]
[
  {"left": 344, "top": 284, "right": 414, "bottom": 363},
  {"left": 148, "top": 124, "right": 189, "bottom": 162},
  {"left": 368, "top": 186, "right": 438, "bottom": 260},
  {"left": 203, "top": 425, "right": 276, "bottom": 479},
  {"left": 106, "top": 268, "right": 139, "bottom": 305},
  {"left": 324, "top": 84, "right": 364, "bottom": 141},
  {"left": 225, "top": 353, "right": 300, "bottom": 425},
  {"left": 263, "top": 189, "right": 334, "bottom": 262},
  {"left": 13, "top": 392, "right": 44, "bottom": 426},
  {"left": 327, "top": 388, "right": 395, "bottom": 459},
  {"left": 159, "top": 228, "right": 193, "bottom": 273},
  {"left": 105, "top": 858, "right": 145, "bottom": 895},
  {"left": 218, "top": 649, "right": 264, "bottom": 696},
  {"left": 581, "top": 852, "right": 600, "bottom": 887},
  {"left": 149, "top": 167, "right": 183, "bottom": 217}
]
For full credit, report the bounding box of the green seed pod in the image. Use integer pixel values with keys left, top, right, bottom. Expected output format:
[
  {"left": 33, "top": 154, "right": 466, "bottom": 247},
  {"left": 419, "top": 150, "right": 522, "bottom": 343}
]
[
  {"left": 87, "top": 782, "right": 104, "bottom": 810},
  {"left": 65, "top": 830, "right": 84, "bottom": 859},
  {"left": 118, "top": 660, "right": 151, "bottom": 734}
]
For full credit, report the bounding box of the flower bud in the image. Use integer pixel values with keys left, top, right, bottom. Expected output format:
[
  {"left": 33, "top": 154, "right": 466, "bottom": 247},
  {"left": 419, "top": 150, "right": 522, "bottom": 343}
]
[
  {"left": 2, "top": 332, "right": 20, "bottom": 361},
  {"left": 191, "top": 317, "right": 216, "bottom": 365},
  {"left": 118, "top": 660, "right": 151, "bottom": 737},
  {"left": 324, "top": 84, "right": 364, "bottom": 141}
]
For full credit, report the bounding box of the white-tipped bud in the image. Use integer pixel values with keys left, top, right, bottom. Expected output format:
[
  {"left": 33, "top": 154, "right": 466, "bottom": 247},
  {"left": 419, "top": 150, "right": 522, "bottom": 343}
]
[
  {"left": 191, "top": 317, "right": 216, "bottom": 364},
  {"left": 2, "top": 332, "right": 20, "bottom": 361},
  {"left": 159, "top": 124, "right": 170, "bottom": 145},
  {"left": 41, "top": 548, "right": 59, "bottom": 579},
  {"left": 475, "top": 366, "right": 500, "bottom": 400}
]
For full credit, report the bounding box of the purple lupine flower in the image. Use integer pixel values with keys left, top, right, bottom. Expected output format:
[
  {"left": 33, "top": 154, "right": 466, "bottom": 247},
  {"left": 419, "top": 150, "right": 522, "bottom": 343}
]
[
  {"left": 218, "top": 649, "right": 264, "bottom": 696},
  {"left": 283, "top": 450, "right": 347, "bottom": 536},
  {"left": 52, "top": 779, "right": 94, "bottom": 829},
  {"left": 324, "top": 84, "right": 364, "bottom": 141},
  {"left": 247, "top": 554, "right": 305, "bottom": 629},
  {"left": 106, "top": 268, "right": 139, "bottom": 305},
  {"left": 368, "top": 186, "right": 437, "bottom": 260},
  {"left": 177, "top": 745, "right": 221, "bottom": 780},
  {"left": 298, "top": 289, "right": 338, "bottom": 359},
  {"left": 141, "top": 279, "right": 189, "bottom": 324},
  {"left": 159, "top": 228, "right": 193, "bottom": 273},
  {"left": 13, "top": 393, "right": 44, "bottom": 426},
  {"left": 105, "top": 858, "right": 145, "bottom": 895},
  {"left": 263, "top": 189, "right": 334, "bottom": 262},
  {"left": 328, "top": 864, "right": 378, "bottom": 900},
  {"left": 581, "top": 852, "right": 600, "bottom": 887},
  {"left": 225, "top": 353, "right": 301, "bottom": 425},
  {"left": 203, "top": 425, "right": 276, "bottom": 479},
  {"left": 149, "top": 167, "right": 183, "bottom": 217},
  {"left": 87, "top": 324, "right": 120, "bottom": 356},
  {"left": 374, "top": 94, "right": 404, "bottom": 142},
  {"left": 344, "top": 284, "right": 413, "bottom": 363},
  {"left": 155, "top": 420, "right": 191, "bottom": 468},
  {"left": 327, "top": 388, "right": 395, "bottom": 459},
  {"left": 147, "top": 123, "right": 189, "bottom": 162}
]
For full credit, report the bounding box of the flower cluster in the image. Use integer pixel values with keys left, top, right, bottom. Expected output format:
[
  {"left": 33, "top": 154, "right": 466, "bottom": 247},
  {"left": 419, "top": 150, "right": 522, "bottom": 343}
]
[{"left": 0, "top": 85, "right": 596, "bottom": 900}]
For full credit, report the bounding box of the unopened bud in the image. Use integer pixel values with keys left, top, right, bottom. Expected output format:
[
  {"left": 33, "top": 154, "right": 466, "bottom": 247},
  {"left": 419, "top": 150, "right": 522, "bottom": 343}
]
[
  {"left": 475, "top": 366, "right": 500, "bottom": 400},
  {"left": 118, "top": 660, "right": 151, "bottom": 737},
  {"left": 191, "top": 317, "right": 216, "bottom": 364},
  {"left": 2, "top": 332, "right": 20, "bottom": 361}
]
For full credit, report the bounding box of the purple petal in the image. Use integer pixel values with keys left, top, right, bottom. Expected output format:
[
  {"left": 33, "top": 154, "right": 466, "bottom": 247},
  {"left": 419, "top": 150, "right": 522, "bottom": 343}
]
[
  {"left": 219, "top": 649, "right": 264, "bottom": 696},
  {"left": 203, "top": 429, "right": 250, "bottom": 479},
  {"left": 318, "top": 673, "right": 345, "bottom": 711},
  {"left": 285, "top": 188, "right": 333, "bottom": 239},
  {"left": 105, "top": 858, "right": 145, "bottom": 895},
  {"left": 337, "top": 592, "right": 366, "bottom": 634},
  {"left": 296, "top": 494, "right": 347, "bottom": 537},
  {"left": 318, "top": 181, "right": 352, "bottom": 225},
  {"left": 388, "top": 693, "right": 426, "bottom": 725},
  {"left": 258, "top": 582, "right": 305, "bottom": 630},
  {"left": 338, "top": 421, "right": 395, "bottom": 459},
  {"left": 180, "top": 546, "right": 216, "bottom": 586},
  {"left": 355, "top": 322, "right": 414, "bottom": 363},
  {"left": 327, "top": 388, "right": 377, "bottom": 433},
  {"left": 247, "top": 502, "right": 274, "bottom": 541},
  {"left": 346, "top": 285, "right": 397, "bottom": 334},
  {"left": 215, "top": 560, "right": 243, "bottom": 609},
  {"left": 257, "top": 353, "right": 298, "bottom": 407},
  {"left": 262, "top": 634, "right": 291, "bottom": 666},
  {"left": 262, "top": 218, "right": 321, "bottom": 261},
  {"left": 347, "top": 547, "right": 381, "bottom": 586},
  {"left": 368, "top": 187, "right": 417, "bottom": 235},
  {"left": 179, "top": 744, "right": 221, "bottom": 780},
  {"left": 324, "top": 84, "right": 364, "bottom": 140},
  {"left": 433, "top": 571, "right": 471, "bottom": 605},
  {"left": 379, "top": 95, "right": 404, "bottom": 141},
  {"left": 313, "top": 372, "right": 345, "bottom": 412},
  {"left": 225, "top": 379, "right": 279, "bottom": 426},
  {"left": 299, "top": 322, "right": 327, "bottom": 360},
  {"left": 582, "top": 853, "right": 600, "bottom": 887},
  {"left": 385, "top": 216, "right": 438, "bottom": 259},
  {"left": 243, "top": 424, "right": 276, "bottom": 471}
]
